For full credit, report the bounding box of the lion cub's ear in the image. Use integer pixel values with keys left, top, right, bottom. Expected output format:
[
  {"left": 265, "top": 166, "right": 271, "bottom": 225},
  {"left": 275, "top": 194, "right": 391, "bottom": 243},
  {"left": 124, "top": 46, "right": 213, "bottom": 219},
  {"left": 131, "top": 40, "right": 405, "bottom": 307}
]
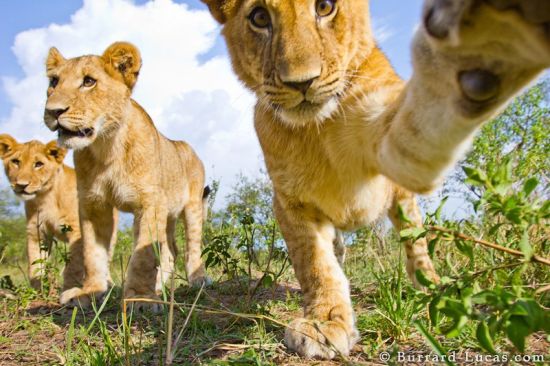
[
  {"left": 102, "top": 42, "right": 142, "bottom": 91},
  {"left": 45, "top": 140, "right": 67, "bottom": 164},
  {"left": 201, "top": 0, "right": 239, "bottom": 24},
  {"left": 0, "top": 134, "right": 18, "bottom": 159},
  {"left": 46, "top": 47, "right": 66, "bottom": 72}
]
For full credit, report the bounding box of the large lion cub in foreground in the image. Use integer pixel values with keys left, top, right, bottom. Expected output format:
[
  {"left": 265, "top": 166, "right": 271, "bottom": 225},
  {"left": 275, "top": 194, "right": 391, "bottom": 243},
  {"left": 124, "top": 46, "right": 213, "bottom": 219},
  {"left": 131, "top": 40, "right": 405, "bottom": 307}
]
[
  {"left": 202, "top": 0, "right": 550, "bottom": 359},
  {"left": 0, "top": 135, "right": 87, "bottom": 292},
  {"left": 44, "top": 42, "right": 210, "bottom": 309}
]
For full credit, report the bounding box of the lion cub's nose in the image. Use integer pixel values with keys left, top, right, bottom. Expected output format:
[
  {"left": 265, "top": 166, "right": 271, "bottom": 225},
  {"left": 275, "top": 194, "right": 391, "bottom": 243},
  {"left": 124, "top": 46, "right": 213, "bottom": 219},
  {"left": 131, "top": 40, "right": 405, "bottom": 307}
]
[
  {"left": 45, "top": 107, "right": 69, "bottom": 120},
  {"left": 284, "top": 78, "right": 317, "bottom": 94},
  {"left": 15, "top": 183, "right": 29, "bottom": 192}
]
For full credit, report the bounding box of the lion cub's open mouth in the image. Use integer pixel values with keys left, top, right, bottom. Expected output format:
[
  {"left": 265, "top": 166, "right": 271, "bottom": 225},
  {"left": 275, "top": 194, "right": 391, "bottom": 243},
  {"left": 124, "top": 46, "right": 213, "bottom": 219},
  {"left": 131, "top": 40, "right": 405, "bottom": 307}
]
[{"left": 58, "top": 125, "right": 94, "bottom": 138}]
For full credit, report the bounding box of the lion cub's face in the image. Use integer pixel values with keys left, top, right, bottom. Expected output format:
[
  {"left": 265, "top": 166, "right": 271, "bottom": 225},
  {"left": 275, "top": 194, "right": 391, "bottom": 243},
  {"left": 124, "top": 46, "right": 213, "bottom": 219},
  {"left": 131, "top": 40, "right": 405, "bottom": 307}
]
[
  {"left": 44, "top": 42, "right": 142, "bottom": 150},
  {"left": 203, "top": 0, "right": 373, "bottom": 126},
  {"left": 0, "top": 135, "right": 66, "bottom": 200}
]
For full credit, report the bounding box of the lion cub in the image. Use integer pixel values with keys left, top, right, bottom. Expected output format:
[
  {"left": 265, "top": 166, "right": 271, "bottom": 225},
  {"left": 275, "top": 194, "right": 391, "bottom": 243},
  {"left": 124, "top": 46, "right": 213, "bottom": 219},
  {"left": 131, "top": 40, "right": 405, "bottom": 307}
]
[
  {"left": 0, "top": 135, "right": 86, "bottom": 292},
  {"left": 202, "top": 0, "right": 550, "bottom": 359},
  {"left": 43, "top": 42, "right": 210, "bottom": 309}
]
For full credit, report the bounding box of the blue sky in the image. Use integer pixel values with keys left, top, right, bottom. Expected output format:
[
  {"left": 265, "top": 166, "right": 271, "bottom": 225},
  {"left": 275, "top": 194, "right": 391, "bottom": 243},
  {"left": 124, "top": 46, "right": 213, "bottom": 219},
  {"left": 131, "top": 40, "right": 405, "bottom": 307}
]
[{"left": 0, "top": 0, "right": 440, "bottom": 214}]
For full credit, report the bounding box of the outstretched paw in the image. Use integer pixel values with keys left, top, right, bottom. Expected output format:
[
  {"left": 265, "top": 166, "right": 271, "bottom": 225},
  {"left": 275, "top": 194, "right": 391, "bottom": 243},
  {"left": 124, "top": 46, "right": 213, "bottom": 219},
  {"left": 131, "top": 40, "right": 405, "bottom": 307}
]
[
  {"left": 418, "top": 0, "right": 550, "bottom": 118},
  {"left": 424, "top": 0, "right": 550, "bottom": 41},
  {"left": 284, "top": 318, "right": 358, "bottom": 360},
  {"left": 423, "top": 0, "right": 550, "bottom": 64}
]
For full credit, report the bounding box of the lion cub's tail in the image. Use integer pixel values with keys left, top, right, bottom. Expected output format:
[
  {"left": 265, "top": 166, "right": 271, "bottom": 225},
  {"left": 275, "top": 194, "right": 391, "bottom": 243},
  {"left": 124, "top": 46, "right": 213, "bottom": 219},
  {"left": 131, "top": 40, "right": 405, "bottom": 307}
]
[{"left": 202, "top": 185, "right": 211, "bottom": 222}]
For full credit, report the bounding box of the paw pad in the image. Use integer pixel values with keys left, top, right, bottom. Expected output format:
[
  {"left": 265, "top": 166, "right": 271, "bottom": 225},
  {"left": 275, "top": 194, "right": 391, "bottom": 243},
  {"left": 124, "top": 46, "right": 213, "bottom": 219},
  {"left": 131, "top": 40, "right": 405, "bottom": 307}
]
[{"left": 459, "top": 69, "right": 500, "bottom": 102}]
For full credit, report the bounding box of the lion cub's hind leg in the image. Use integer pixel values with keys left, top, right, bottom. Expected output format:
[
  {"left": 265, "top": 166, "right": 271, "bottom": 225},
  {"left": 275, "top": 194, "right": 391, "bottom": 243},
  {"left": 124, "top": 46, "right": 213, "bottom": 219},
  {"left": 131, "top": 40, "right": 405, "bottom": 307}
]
[
  {"left": 155, "top": 216, "right": 179, "bottom": 293},
  {"left": 124, "top": 207, "right": 171, "bottom": 313},
  {"left": 388, "top": 188, "right": 439, "bottom": 288}
]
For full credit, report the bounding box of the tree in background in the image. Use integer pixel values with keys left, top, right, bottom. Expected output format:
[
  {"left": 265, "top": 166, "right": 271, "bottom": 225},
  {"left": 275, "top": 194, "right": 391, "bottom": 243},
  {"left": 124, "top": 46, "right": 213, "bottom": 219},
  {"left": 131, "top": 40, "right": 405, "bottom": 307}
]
[{"left": 0, "top": 188, "right": 26, "bottom": 264}]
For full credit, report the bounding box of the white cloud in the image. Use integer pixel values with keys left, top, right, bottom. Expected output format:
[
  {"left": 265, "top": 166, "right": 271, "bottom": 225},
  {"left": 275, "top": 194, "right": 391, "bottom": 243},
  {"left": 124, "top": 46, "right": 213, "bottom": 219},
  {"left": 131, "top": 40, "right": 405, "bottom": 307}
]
[
  {"left": 372, "top": 17, "right": 394, "bottom": 44},
  {"left": 0, "top": 0, "right": 262, "bottom": 205}
]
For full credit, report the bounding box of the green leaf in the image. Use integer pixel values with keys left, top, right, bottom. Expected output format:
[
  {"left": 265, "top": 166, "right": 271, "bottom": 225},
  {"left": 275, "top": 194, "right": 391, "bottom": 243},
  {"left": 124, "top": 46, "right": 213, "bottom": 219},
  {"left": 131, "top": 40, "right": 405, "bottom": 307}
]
[
  {"left": 415, "top": 270, "right": 435, "bottom": 289},
  {"left": 414, "top": 321, "right": 456, "bottom": 366},
  {"left": 540, "top": 200, "right": 550, "bottom": 218},
  {"left": 518, "top": 231, "right": 533, "bottom": 260},
  {"left": 522, "top": 178, "right": 538, "bottom": 197},
  {"left": 506, "top": 315, "right": 531, "bottom": 352},
  {"left": 472, "top": 290, "right": 496, "bottom": 306},
  {"left": 488, "top": 223, "right": 504, "bottom": 236},
  {"left": 504, "top": 207, "right": 523, "bottom": 225},
  {"left": 400, "top": 227, "right": 426, "bottom": 241},
  {"left": 476, "top": 321, "right": 497, "bottom": 354},
  {"left": 463, "top": 167, "right": 487, "bottom": 186},
  {"left": 510, "top": 299, "right": 546, "bottom": 329},
  {"left": 443, "top": 315, "right": 468, "bottom": 338},
  {"left": 428, "top": 238, "right": 438, "bottom": 258},
  {"left": 455, "top": 240, "right": 474, "bottom": 263},
  {"left": 429, "top": 296, "right": 442, "bottom": 327},
  {"left": 397, "top": 204, "right": 412, "bottom": 224},
  {"left": 435, "top": 196, "right": 448, "bottom": 222}
]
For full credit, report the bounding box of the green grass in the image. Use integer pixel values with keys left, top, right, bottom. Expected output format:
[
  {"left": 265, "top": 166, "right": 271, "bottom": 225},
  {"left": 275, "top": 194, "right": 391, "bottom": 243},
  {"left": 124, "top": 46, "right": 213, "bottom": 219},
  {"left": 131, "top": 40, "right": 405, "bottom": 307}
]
[{"left": 0, "top": 225, "right": 548, "bottom": 366}]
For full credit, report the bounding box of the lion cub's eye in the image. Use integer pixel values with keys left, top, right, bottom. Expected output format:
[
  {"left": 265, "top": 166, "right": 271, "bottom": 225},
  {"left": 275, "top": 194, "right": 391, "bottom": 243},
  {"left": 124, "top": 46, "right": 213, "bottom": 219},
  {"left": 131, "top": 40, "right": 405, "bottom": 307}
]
[
  {"left": 49, "top": 77, "right": 59, "bottom": 88},
  {"left": 249, "top": 7, "right": 271, "bottom": 29},
  {"left": 316, "top": 0, "right": 336, "bottom": 17},
  {"left": 82, "top": 76, "right": 96, "bottom": 88},
  {"left": 11, "top": 159, "right": 20, "bottom": 166},
  {"left": 34, "top": 161, "right": 44, "bottom": 169}
]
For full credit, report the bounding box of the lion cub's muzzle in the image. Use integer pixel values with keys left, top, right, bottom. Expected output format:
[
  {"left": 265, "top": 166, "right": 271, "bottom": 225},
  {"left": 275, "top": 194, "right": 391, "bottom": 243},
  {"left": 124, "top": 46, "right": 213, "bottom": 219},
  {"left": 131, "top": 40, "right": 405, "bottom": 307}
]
[
  {"left": 44, "top": 107, "right": 95, "bottom": 140},
  {"left": 57, "top": 125, "right": 95, "bottom": 139},
  {"left": 12, "top": 183, "right": 38, "bottom": 200}
]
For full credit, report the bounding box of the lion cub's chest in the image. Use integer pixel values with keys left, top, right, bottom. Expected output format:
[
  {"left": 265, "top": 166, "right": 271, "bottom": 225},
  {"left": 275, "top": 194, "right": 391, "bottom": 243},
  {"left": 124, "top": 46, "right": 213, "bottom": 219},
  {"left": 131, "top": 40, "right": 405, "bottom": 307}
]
[
  {"left": 75, "top": 152, "right": 141, "bottom": 212},
  {"left": 257, "top": 116, "right": 393, "bottom": 229}
]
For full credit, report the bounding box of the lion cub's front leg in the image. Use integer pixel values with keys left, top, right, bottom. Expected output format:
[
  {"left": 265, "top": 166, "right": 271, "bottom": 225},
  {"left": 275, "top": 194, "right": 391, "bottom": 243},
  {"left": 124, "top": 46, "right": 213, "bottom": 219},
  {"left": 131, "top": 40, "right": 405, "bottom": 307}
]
[
  {"left": 60, "top": 204, "right": 116, "bottom": 307},
  {"left": 389, "top": 188, "right": 439, "bottom": 287},
  {"left": 274, "top": 198, "right": 359, "bottom": 359}
]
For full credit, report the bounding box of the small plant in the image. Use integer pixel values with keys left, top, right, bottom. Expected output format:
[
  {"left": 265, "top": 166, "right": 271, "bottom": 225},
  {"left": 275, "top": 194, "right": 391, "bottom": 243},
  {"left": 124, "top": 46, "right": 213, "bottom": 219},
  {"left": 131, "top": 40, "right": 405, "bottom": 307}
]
[
  {"left": 407, "top": 159, "right": 550, "bottom": 355},
  {"left": 373, "top": 267, "right": 424, "bottom": 340},
  {"left": 202, "top": 175, "right": 290, "bottom": 302}
]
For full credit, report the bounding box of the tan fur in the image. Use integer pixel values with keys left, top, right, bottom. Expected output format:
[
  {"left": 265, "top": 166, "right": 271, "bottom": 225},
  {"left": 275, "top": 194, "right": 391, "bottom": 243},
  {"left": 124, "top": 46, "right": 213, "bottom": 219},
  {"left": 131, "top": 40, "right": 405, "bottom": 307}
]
[
  {"left": 0, "top": 135, "right": 88, "bottom": 293},
  {"left": 43, "top": 42, "right": 210, "bottom": 309},
  {"left": 202, "top": 0, "right": 550, "bottom": 358}
]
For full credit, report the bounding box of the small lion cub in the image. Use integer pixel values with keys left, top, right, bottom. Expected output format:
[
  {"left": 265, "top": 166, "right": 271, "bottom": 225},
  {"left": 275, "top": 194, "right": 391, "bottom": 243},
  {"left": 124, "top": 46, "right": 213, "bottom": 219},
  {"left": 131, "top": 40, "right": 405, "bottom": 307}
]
[
  {"left": 44, "top": 42, "right": 210, "bottom": 310},
  {"left": 0, "top": 135, "right": 86, "bottom": 292}
]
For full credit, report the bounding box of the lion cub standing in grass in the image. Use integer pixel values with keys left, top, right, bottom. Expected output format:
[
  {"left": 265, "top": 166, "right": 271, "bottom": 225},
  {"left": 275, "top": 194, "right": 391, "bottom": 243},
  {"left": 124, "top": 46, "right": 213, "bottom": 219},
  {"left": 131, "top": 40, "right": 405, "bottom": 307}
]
[
  {"left": 43, "top": 42, "right": 210, "bottom": 309},
  {"left": 202, "top": 0, "right": 550, "bottom": 359},
  {"left": 0, "top": 135, "right": 87, "bottom": 292}
]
